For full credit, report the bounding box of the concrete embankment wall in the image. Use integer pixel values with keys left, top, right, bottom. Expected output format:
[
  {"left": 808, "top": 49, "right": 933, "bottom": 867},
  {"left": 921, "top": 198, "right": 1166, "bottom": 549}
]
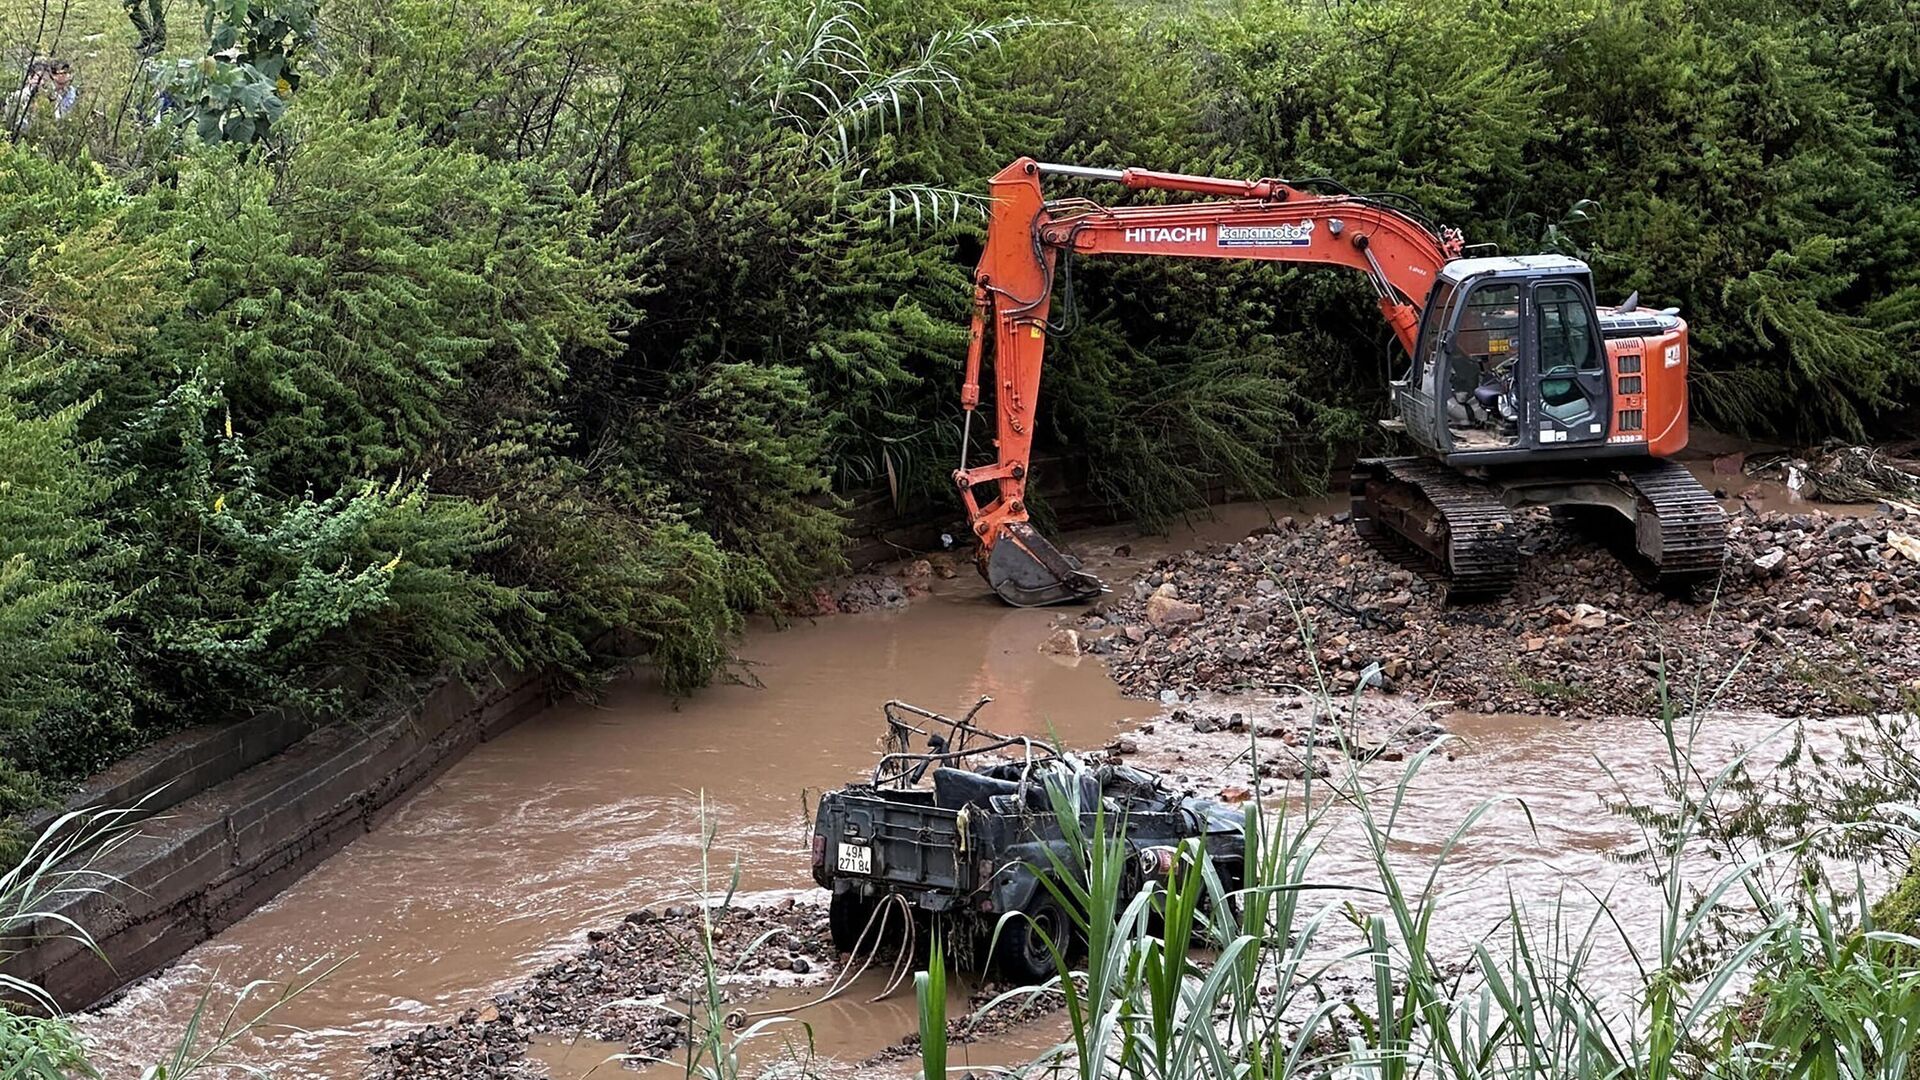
[{"left": 3, "top": 667, "right": 555, "bottom": 1011}]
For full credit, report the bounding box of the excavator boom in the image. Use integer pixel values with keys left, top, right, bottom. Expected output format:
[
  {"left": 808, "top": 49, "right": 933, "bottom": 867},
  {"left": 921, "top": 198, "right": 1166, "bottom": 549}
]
[{"left": 955, "top": 158, "right": 1459, "bottom": 605}]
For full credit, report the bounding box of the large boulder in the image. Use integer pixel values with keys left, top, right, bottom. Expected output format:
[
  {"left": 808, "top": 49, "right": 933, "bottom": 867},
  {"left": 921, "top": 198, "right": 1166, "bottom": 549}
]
[{"left": 1145, "top": 583, "right": 1204, "bottom": 627}]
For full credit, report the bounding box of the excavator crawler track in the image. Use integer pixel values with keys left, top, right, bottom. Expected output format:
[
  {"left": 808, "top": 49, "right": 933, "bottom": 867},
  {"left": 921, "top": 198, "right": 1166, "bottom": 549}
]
[
  {"left": 1609, "top": 460, "right": 1729, "bottom": 591},
  {"left": 1350, "top": 457, "right": 1518, "bottom": 603}
]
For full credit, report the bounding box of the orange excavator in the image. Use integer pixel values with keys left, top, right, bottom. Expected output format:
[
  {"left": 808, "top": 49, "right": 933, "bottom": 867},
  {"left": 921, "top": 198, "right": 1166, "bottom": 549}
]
[{"left": 954, "top": 158, "right": 1728, "bottom": 606}]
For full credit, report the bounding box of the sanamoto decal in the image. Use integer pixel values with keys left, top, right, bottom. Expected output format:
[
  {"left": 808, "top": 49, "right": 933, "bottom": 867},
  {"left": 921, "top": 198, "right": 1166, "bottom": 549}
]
[{"left": 1217, "top": 221, "right": 1314, "bottom": 248}]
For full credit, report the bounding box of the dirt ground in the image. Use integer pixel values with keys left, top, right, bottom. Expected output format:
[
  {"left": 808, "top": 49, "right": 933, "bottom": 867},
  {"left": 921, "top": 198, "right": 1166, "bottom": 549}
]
[{"left": 1080, "top": 505, "right": 1920, "bottom": 718}]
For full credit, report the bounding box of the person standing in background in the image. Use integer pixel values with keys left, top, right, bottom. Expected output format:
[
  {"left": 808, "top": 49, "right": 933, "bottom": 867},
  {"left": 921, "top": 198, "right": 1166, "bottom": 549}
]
[
  {"left": 8, "top": 57, "right": 76, "bottom": 130},
  {"left": 43, "top": 59, "right": 76, "bottom": 119}
]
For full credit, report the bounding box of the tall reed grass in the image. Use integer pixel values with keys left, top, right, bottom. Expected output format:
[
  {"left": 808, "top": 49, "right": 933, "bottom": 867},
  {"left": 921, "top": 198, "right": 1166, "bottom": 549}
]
[{"left": 932, "top": 708, "right": 1920, "bottom": 1080}]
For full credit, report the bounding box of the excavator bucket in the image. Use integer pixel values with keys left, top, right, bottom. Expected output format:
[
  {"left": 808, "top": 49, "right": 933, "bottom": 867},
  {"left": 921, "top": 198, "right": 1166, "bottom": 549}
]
[{"left": 985, "top": 522, "right": 1106, "bottom": 607}]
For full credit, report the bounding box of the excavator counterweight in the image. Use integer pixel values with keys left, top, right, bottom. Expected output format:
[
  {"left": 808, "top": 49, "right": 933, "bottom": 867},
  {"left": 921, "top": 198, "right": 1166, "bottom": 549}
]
[{"left": 953, "top": 158, "right": 1726, "bottom": 604}]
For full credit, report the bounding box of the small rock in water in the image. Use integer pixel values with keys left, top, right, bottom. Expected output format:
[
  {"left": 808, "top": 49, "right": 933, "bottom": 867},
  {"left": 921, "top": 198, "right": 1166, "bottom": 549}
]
[
  {"left": 836, "top": 575, "right": 909, "bottom": 613},
  {"left": 1041, "top": 628, "right": 1083, "bottom": 657}
]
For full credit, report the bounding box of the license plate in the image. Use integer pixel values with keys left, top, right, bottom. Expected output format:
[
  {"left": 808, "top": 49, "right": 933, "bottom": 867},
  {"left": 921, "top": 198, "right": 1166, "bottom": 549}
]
[{"left": 836, "top": 842, "right": 872, "bottom": 875}]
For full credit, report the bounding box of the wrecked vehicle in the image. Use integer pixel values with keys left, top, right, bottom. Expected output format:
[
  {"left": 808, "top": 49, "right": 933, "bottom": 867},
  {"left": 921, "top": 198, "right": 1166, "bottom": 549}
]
[{"left": 810, "top": 699, "right": 1245, "bottom": 982}]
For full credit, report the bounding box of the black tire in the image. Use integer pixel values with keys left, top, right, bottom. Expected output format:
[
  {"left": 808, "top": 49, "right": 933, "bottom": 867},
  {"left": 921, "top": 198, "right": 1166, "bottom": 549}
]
[
  {"left": 829, "top": 888, "right": 876, "bottom": 954},
  {"left": 1206, "top": 857, "right": 1247, "bottom": 930},
  {"left": 993, "top": 897, "right": 1072, "bottom": 985}
]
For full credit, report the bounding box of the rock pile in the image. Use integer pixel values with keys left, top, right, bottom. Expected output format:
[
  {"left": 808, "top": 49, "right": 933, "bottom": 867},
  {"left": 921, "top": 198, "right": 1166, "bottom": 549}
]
[
  {"left": 783, "top": 557, "right": 961, "bottom": 617},
  {"left": 1082, "top": 506, "right": 1920, "bottom": 717},
  {"left": 366, "top": 1007, "right": 536, "bottom": 1080},
  {"left": 368, "top": 901, "right": 833, "bottom": 1079}
]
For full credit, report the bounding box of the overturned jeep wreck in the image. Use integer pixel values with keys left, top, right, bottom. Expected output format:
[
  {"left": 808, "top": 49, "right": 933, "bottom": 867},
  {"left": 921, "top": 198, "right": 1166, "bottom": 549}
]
[{"left": 810, "top": 699, "right": 1245, "bottom": 982}]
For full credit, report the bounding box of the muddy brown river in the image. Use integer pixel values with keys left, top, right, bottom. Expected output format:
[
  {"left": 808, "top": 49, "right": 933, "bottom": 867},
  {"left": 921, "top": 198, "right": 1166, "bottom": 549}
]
[{"left": 72, "top": 490, "right": 1865, "bottom": 1078}]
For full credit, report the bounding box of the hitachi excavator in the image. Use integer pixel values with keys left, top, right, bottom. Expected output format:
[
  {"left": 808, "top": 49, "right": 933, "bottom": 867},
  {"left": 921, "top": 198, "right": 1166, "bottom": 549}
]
[{"left": 954, "top": 158, "right": 1728, "bottom": 606}]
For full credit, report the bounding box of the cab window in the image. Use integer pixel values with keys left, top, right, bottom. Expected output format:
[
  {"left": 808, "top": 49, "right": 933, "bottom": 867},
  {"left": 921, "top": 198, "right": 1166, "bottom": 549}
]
[
  {"left": 1445, "top": 282, "right": 1520, "bottom": 394},
  {"left": 1536, "top": 282, "right": 1600, "bottom": 373},
  {"left": 1414, "top": 279, "right": 1457, "bottom": 378},
  {"left": 1454, "top": 283, "right": 1520, "bottom": 363}
]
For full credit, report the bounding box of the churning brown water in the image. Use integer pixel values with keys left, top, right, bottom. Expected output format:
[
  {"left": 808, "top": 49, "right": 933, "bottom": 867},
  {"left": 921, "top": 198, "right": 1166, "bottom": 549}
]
[{"left": 71, "top": 494, "right": 1855, "bottom": 1078}]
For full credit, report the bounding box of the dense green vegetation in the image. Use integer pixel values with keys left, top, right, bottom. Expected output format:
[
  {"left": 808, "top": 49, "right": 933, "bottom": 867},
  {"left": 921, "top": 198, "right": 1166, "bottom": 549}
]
[{"left": 1, "top": 0, "right": 1916, "bottom": 846}]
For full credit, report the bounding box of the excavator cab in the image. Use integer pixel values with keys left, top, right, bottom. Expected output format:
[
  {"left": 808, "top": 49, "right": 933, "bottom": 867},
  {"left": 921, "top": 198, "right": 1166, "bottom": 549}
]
[{"left": 1400, "top": 255, "right": 1611, "bottom": 461}]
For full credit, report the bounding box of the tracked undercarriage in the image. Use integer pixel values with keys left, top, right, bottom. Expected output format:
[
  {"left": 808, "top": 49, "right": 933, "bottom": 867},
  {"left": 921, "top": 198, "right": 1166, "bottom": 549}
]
[{"left": 1350, "top": 457, "right": 1728, "bottom": 603}]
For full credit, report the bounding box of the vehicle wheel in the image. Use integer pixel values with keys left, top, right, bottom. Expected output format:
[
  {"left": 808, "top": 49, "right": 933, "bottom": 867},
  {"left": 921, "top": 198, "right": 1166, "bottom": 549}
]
[
  {"left": 829, "top": 888, "right": 877, "bottom": 954},
  {"left": 994, "top": 897, "right": 1071, "bottom": 984},
  {"left": 1210, "top": 857, "right": 1247, "bottom": 924}
]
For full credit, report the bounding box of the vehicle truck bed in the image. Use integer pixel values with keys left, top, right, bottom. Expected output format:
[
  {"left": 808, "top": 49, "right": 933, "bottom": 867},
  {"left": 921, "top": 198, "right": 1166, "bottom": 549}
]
[{"left": 810, "top": 699, "right": 1244, "bottom": 982}]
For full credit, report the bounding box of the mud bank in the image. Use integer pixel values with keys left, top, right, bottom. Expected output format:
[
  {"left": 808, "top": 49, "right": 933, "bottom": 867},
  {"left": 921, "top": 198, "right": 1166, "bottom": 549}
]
[
  {"left": 1083, "top": 506, "right": 1920, "bottom": 717},
  {"left": 368, "top": 901, "right": 834, "bottom": 1080}
]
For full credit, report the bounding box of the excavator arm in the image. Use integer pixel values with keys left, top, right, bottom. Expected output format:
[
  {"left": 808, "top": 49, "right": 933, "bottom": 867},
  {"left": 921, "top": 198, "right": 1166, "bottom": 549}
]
[{"left": 955, "top": 157, "right": 1463, "bottom": 605}]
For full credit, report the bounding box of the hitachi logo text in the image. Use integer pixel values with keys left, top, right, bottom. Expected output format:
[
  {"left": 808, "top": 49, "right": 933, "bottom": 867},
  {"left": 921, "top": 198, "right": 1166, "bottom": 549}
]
[{"left": 1123, "top": 226, "right": 1208, "bottom": 244}]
